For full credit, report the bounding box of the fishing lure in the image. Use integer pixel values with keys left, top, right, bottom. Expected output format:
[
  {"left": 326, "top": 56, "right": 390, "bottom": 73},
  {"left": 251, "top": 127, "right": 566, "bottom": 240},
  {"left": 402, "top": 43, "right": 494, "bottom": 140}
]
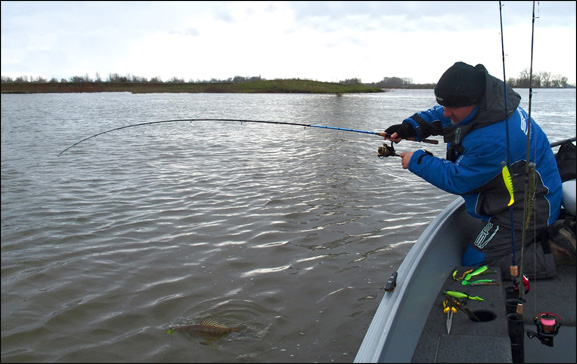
[
  {"left": 445, "top": 290, "right": 484, "bottom": 301},
  {"left": 524, "top": 162, "right": 537, "bottom": 229},
  {"left": 501, "top": 161, "right": 515, "bottom": 206}
]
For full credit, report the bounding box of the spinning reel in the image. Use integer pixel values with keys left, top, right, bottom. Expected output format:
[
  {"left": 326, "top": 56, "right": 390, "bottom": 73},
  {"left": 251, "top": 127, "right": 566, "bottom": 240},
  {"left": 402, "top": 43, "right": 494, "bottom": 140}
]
[
  {"left": 377, "top": 142, "right": 399, "bottom": 158},
  {"left": 526, "top": 312, "right": 561, "bottom": 347}
]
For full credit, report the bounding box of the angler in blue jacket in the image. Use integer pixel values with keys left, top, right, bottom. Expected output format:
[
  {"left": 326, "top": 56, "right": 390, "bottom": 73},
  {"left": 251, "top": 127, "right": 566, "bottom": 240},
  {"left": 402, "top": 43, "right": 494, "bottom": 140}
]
[{"left": 384, "top": 61, "right": 562, "bottom": 280}]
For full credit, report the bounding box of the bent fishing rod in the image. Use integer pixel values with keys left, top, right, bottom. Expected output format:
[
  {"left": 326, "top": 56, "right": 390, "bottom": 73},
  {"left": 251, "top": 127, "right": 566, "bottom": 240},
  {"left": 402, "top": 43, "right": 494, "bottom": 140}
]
[{"left": 57, "top": 118, "right": 438, "bottom": 157}]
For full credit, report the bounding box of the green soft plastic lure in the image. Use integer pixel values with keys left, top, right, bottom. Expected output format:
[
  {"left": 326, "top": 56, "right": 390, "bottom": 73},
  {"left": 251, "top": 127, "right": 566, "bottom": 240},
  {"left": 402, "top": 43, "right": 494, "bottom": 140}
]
[
  {"left": 463, "top": 265, "right": 489, "bottom": 284},
  {"left": 445, "top": 290, "right": 484, "bottom": 301},
  {"left": 501, "top": 162, "right": 515, "bottom": 206},
  {"left": 463, "top": 279, "right": 499, "bottom": 286}
]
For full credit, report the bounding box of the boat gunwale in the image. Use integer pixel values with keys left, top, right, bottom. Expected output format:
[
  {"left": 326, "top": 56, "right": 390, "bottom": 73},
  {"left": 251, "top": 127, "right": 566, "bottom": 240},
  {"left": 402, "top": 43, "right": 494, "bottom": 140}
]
[{"left": 354, "top": 197, "right": 468, "bottom": 362}]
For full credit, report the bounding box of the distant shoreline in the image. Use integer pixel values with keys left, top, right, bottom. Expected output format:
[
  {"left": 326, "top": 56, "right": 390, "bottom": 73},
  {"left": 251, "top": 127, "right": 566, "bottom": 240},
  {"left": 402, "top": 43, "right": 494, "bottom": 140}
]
[{"left": 0, "top": 79, "right": 387, "bottom": 94}]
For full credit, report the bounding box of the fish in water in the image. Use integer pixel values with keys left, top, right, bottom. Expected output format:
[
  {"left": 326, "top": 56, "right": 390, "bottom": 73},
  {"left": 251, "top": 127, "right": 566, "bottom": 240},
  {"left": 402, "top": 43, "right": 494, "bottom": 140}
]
[{"left": 168, "top": 318, "right": 243, "bottom": 336}]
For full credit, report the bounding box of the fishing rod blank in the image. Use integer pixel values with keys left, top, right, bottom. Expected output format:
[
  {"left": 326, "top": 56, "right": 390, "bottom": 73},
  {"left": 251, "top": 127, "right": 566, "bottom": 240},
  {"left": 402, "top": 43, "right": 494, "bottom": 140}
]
[
  {"left": 57, "top": 118, "right": 438, "bottom": 156},
  {"left": 550, "top": 136, "right": 576, "bottom": 148}
]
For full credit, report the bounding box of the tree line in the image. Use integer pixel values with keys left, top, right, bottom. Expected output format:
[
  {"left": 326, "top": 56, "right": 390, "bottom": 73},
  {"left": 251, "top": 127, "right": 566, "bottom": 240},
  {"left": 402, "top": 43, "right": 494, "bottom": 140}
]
[
  {"left": 506, "top": 69, "right": 571, "bottom": 88},
  {"left": 1, "top": 70, "right": 574, "bottom": 88},
  {"left": 367, "top": 69, "right": 573, "bottom": 88}
]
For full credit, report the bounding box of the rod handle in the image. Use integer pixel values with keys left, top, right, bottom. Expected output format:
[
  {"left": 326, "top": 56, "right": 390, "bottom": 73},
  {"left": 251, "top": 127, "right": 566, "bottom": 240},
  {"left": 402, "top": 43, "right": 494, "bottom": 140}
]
[{"left": 376, "top": 133, "right": 439, "bottom": 144}]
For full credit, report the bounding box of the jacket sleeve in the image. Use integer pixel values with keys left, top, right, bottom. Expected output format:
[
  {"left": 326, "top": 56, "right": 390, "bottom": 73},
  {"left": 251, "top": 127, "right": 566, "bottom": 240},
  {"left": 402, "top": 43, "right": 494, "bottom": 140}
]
[
  {"left": 408, "top": 139, "right": 504, "bottom": 195},
  {"left": 402, "top": 105, "right": 453, "bottom": 142}
]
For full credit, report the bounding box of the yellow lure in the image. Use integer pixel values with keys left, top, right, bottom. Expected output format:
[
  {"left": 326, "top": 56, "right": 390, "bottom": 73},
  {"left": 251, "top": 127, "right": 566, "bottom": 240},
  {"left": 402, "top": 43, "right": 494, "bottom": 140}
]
[{"left": 502, "top": 163, "right": 515, "bottom": 206}]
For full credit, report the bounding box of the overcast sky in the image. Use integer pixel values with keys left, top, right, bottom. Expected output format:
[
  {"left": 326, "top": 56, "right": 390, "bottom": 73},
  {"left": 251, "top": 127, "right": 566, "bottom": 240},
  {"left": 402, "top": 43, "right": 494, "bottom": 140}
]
[{"left": 2, "top": 1, "right": 575, "bottom": 85}]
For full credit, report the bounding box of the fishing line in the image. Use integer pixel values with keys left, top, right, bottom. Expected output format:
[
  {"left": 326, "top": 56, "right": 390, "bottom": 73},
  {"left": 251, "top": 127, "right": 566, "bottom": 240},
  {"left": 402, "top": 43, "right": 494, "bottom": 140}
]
[
  {"left": 499, "top": 0, "right": 519, "bottom": 281},
  {"left": 57, "top": 118, "right": 438, "bottom": 156},
  {"left": 519, "top": 0, "right": 538, "bottom": 309}
]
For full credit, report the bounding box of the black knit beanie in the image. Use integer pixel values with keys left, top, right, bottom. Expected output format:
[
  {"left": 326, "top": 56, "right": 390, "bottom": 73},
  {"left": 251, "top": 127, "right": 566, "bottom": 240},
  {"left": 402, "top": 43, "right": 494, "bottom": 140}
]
[{"left": 435, "top": 62, "right": 486, "bottom": 107}]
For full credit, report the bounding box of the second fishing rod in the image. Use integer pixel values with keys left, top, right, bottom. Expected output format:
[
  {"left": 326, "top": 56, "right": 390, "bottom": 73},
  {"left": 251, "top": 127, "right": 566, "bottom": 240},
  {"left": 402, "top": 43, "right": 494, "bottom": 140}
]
[{"left": 57, "top": 118, "right": 439, "bottom": 157}]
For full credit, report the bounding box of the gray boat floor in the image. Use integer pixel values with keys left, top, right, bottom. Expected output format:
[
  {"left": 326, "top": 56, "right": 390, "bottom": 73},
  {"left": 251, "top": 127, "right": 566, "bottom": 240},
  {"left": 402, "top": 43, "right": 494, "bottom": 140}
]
[
  {"left": 411, "top": 264, "right": 576, "bottom": 363},
  {"left": 523, "top": 264, "right": 576, "bottom": 363}
]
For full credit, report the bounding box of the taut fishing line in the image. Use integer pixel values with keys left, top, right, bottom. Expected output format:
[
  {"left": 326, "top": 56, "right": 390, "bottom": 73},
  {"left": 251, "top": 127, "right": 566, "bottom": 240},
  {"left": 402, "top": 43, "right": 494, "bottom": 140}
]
[{"left": 57, "top": 118, "right": 438, "bottom": 157}]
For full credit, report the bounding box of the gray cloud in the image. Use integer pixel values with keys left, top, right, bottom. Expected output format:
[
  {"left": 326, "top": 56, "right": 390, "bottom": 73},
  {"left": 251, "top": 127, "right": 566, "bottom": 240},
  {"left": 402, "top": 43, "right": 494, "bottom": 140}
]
[{"left": 1, "top": 1, "right": 575, "bottom": 84}]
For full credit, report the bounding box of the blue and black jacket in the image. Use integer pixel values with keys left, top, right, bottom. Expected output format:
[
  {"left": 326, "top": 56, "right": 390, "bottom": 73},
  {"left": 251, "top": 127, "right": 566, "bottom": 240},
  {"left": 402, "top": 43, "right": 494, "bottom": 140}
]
[{"left": 401, "top": 69, "right": 562, "bottom": 231}]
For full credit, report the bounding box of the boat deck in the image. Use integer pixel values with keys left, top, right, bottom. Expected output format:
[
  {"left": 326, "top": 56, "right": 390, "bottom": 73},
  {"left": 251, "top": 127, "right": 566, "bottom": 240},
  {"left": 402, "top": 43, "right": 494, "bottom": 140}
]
[
  {"left": 411, "top": 264, "right": 576, "bottom": 363},
  {"left": 523, "top": 264, "right": 576, "bottom": 363},
  {"left": 411, "top": 265, "right": 512, "bottom": 363},
  {"left": 354, "top": 195, "right": 576, "bottom": 363}
]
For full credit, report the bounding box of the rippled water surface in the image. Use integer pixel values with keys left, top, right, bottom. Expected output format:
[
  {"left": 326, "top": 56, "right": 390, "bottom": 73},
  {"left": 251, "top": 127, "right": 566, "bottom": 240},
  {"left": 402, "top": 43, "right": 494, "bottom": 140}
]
[{"left": 1, "top": 89, "right": 575, "bottom": 363}]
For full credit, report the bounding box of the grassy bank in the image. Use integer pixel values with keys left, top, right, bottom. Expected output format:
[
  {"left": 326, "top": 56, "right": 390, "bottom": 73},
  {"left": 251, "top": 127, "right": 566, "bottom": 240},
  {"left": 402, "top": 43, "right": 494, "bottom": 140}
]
[{"left": 1, "top": 79, "right": 385, "bottom": 94}]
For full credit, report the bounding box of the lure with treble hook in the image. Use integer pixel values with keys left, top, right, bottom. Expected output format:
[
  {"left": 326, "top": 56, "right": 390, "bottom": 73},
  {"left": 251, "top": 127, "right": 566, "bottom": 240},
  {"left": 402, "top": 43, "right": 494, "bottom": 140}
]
[{"left": 57, "top": 118, "right": 438, "bottom": 157}]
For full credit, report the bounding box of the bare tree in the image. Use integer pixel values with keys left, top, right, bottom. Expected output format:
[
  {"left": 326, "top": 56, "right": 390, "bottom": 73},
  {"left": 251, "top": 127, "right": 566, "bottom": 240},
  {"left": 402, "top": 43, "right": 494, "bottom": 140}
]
[{"left": 540, "top": 71, "right": 551, "bottom": 88}]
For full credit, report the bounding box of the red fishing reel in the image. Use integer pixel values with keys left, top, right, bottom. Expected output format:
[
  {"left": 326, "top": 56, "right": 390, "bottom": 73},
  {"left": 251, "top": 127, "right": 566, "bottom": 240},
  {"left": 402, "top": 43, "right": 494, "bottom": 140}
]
[
  {"left": 513, "top": 274, "right": 530, "bottom": 294},
  {"left": 526, "top": 312, "right": 561, "bottom": 347}
]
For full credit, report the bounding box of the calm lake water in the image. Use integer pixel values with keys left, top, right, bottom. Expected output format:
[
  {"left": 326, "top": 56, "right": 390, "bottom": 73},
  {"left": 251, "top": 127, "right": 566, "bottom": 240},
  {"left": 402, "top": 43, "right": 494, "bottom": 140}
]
[{"left": 1, "top": 88, "right": 575, "bottom": 363}]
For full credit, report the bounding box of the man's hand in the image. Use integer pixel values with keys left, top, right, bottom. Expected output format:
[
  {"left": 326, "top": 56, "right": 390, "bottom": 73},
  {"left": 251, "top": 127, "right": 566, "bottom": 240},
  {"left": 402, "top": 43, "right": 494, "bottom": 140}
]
[
  {"left": 385, "top": 131, "right": 403, "bottom": 143},
  {"left": 384, "top": 124, "right": 417, "bottom": 142},
  {"left": 400, "top": 152, "right": 413, "bottom": 169}
]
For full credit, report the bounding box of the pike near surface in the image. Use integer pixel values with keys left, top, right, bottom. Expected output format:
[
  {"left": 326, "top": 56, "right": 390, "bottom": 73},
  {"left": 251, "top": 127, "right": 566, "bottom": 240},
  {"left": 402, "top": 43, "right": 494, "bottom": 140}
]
[{"left": 168, "top": 318, "right": 243, "bottom": 336}]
